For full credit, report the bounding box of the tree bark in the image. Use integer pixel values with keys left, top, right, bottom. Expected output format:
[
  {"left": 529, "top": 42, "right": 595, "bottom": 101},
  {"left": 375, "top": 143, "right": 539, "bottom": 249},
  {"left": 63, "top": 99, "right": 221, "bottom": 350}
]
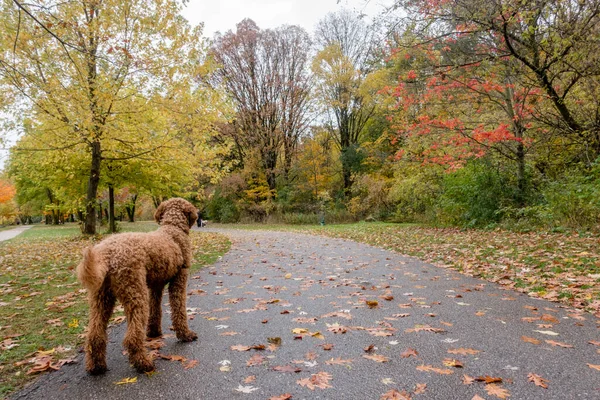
[
  {"left": 108, "top": 184, "right": 116, "bottom": 233},
  {"left": 83, "top": 140, "right": 101, "bottom": 234},
  {"left": 125, "top": 194, "right": 138, "bottom": 222}
]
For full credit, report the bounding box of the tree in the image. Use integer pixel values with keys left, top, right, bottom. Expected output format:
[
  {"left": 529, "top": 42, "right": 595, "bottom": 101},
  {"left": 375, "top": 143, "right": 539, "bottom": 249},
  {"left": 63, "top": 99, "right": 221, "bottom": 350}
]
[
  {"left": 393, "top": 0, "right": 600, "bottom": 165},
  {"left": 0, "top": 0, "right": 212, "bottom": 233},
  {"left": 312, "top": 9, "right": 379, "bottom": 194},
  {"left": 211, "top": 19, "right": 313, "bottom": 190}
]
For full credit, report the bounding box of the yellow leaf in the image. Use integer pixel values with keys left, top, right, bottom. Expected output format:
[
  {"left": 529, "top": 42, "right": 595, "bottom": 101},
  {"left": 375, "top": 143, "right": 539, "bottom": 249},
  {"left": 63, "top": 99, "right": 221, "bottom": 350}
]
[
  {"left": 292, "top": 328, "right": 308, "bottom": 334},
  {"left": 114, "top": 377, "right": 137, "bottom": 385}
]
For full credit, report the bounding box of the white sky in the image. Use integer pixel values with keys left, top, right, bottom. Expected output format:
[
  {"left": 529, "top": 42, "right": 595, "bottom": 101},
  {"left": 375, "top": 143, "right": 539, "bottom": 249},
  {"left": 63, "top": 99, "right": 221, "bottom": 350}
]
[{"left": 180, "top": 0, "right": 391, "bottom": 37}]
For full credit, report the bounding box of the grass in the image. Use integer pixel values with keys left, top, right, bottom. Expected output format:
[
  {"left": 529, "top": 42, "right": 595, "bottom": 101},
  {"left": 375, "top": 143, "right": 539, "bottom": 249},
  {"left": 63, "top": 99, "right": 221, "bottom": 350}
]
[
  {"left": 216, "top": 221, "right": 600, "bottom": 313},
  {"left": 0, "top": 222, "right": 230, "bottom": 399}
]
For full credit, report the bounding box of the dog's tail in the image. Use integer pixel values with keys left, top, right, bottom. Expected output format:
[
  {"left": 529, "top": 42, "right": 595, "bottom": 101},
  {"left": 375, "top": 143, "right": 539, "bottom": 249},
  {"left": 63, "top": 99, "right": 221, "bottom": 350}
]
[{"left": 76, "top": 247, "right": 108, "bottom": 293}]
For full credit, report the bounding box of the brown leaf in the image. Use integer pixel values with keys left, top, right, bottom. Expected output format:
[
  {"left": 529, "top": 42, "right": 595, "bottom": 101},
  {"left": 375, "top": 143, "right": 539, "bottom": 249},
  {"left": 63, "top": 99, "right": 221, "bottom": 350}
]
[
  {"left": 243, "top": 375, "right": 256, "bottom": 384},
  {"left": 364, "top": 344, "right": 375, "bottom": 353},
  {"left": 540, "top": 314, "right": 559, "bottom": 324},
  {"left": 588, "top": 340, "right": 600, "bottom": 346},
  {"left": 268, "top": 395, "right": 292, "bottom": 400},
  {"left": 325, "top": 357, "right": 353, "bottom": 365},
  {"left": 401, "top": 348, "right": 418, "bottom": 358},
  {"left": 183, "top": 359, "right": 198, "bottom": 369},
  {"left": 267, "top": 337, "right": 282, "bottom": 346},
  {"left": 413, "top": 383, "right": 427, "bottom": 394},
  {"left": 246, "top": 354, "right": 266, "bottom": 366},
  {"left": 521, "top": 336, "right": 540, "bottom": 345},
  {"left": 462, "top": 374, "right": 475, "bottom": 385},
  {"left": 476, "top": 376, "right": 503, "bottom": 384},
  {"left": 363, "top": 354, "right": 389, "bottom": 363},
  {"left": 472, "top": 395, "right": 485, "bottom": 400},
  {"left": 485, "top": 384, "right": 510, "bottom": 399},
  {"left": 527, "top": 373, "right": 548, "bottom": 388},
  {"left": 320, "top": 343, "right": 334, "bottom": 351},
  {"left": 296, "top": 371, "right": 332, "bottom": 390},
  {"left": 231, "top": 345, "right": 251, "bottom": 352},
  {"left": 416, "top": 365, "right": 453, "bottom": 375},
  {"left": 380, "top": 389, "right": 412, "bottom": 400},
  {"left": 405, "top": 324, "right": 445, "bottom": 333},
  {"left": 588, "top": 364, "right": 600, "bottom": 371},
  {"left": 447, "top": 348, "right": 480, "bottom": 355},
  {"left": 545, "top": 340, "right": 573, "bottom": 348},
  {"left": 273, "top": 365, "right": 302, "bottom": 373}
]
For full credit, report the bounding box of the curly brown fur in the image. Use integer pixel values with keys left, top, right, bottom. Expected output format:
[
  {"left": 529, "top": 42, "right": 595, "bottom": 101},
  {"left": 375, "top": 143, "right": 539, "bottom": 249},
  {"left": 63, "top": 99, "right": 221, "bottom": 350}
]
[{"left": 77, "top": 198, "right": 198, "bottom": 374}]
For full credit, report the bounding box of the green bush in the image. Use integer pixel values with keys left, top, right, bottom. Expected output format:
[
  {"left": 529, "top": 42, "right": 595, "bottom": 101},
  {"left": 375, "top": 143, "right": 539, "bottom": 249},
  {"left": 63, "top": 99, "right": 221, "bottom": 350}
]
[
  {"left": 206, "top": 192, "right": 240, "bottom": 223},
  {"left": 541, "top": 168, "right": 600, "bottom": 230},
  {"left": 436, "top": 160, "right": 520, "bottom": 228}
]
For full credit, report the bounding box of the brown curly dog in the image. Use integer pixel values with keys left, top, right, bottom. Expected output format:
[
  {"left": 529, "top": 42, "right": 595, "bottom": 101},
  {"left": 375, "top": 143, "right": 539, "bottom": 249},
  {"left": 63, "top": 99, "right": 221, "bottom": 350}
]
[{"left": 77, "top": 198, "right": 198, "bottom": 375}]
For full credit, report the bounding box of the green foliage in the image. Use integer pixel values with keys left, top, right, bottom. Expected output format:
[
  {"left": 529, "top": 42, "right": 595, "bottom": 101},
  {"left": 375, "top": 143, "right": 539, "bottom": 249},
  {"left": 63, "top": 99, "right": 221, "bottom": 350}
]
[
  {"left": 206, "top": 191, "right": 240, "bottom": 223},
  {"left": 436, "top": 160, "right": 521, "bottom": 228}
]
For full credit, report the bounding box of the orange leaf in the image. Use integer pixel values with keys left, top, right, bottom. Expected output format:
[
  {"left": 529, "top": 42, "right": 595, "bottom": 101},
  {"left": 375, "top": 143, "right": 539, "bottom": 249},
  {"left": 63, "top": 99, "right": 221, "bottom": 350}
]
[
  {"left": 416, "top": 365, "right": 453, "bottom": 375},
  {"left": 521, "top": 336, "right": 540, "bottom": 345},
  {"left": 527, "top": 373, "right": 548, "bottom": 388},
  {"left": 401, "top": 348, "right": 418, "bottom": 358},
  {"left": 363, "top": 354, "right": 389, "bottom": 363},
  {"left": 588, "top": 364, "right": 600, "bottom": 371},
  {"left": 448, "top": 348, "right": 480, "bottom": 355},
  {"left": 380, "top": 389, "right": 412, "bottom": 400},
  {"left": 485, "top": 384, "right": 510, "bottom": 399},
  {"left": 545, "top": 340, "right": 573, "bottom": 348}
]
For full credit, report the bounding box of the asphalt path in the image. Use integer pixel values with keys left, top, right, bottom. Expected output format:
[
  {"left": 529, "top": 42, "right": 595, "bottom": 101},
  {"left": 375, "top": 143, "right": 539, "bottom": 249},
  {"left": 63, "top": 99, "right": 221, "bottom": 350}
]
[
  {"left": 14, "top": 228, "right": 600, "bottom": 399},
  {"left": 0, "top": 226, "right": 32, "bottom": 242}
]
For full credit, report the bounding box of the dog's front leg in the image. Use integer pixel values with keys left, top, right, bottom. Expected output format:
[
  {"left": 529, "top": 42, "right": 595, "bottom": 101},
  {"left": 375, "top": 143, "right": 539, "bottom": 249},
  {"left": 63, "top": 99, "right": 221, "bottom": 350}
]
[
  {"left": 168, "top": 268, "right": 198, "bottom": 342},
  {"left": 147, "top": 285, "right": 164, "bottom": 338}
]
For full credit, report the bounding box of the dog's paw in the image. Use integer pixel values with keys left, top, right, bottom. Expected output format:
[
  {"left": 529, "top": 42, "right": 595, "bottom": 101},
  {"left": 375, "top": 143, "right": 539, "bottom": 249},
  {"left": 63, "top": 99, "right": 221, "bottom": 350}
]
[
  {"left": 87, "top": 364, "right": 108, "bottom": 375},
  {"left": 177, "top": 330, "right": 198, "bottom": 342},
  {"left": 134, "top": 359, "right": 155, "bottom": 373}
]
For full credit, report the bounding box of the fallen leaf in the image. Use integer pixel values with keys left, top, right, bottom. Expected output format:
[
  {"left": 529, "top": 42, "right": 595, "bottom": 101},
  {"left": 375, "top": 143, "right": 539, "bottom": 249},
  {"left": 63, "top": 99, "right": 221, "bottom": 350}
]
[
  {"left": 325, "top": 357, "right": 353, "bottom": 365},
  {"left": 545, "top": 340, "right": 573, "bottom": 348},
  {"left": 366, "top": 300, "right": 379, "bottom": 309},
  {"left": 296, "top": 371, "right": 332, "bottom": 390},
  {"left": 380, "top": 389, "right": 411, "bottom": 400},
  {"left": 588, "top": 364, "right": 600, "bottom": 371},
  {"left": 527, "top": 373, "right": 548, "bottom": 388},
  {"left": 414, "top": 383, "right": 427, "bottom": 394},
  {"left": 416, "top": 365, "right": 453, "bottom": 375},
  {"left": 533, "top": 330, "right": 559, "bottom": 336},
  {"left": 114, "top": 377, "right": 137, "bottom": 385},
  {"left": 485, "top": 383, "right": 510, "bottom": 399},
  {"left": 243, "top": 376, "right": 256, "bottom": 384},
  {"left": 364, "top": 344, "right": 375, "bottom": 353},
  {"left": 381, "top": 378, "right": 395, "bottom": 385},
  {"left": 246, "top": 354, "right": 266, "bottom": 366},
  {"left": 476, "top": 376, "right": 503, "bottom": 384},
  {"left": 320, "top": 343, "right": 334, "bottom": 351},
  {"left": 273, "top": 365, "right": 302, "bottom": 373},
  {"left": 183, "top": 359, "right": 198, "bottom": 369},
  {"left": 231, "top": 345, "right": 251, "bottom": 352},
  {"left": 443, "top": 358, "right": 464, "bottom": 368},
  {"left": 462, "top": 374, "right": 475, "bottom": 385},
  {"left": 268, "top": 394, "right": 292, "bottom": 400},
  {"left": 235, "top": 385, "right": 258, "bottom": 393},
  {"left": 447, "top": 348, "right": 480, "bottom": 355},
  {"left": 521, "top": 336, "right": 541, "bottom": 345},
  {"left": 401, "top": 348, "right": 418, "bottom": 358},
  {"left": 363, "top": 354, "right": 389, "bottom": 363}
]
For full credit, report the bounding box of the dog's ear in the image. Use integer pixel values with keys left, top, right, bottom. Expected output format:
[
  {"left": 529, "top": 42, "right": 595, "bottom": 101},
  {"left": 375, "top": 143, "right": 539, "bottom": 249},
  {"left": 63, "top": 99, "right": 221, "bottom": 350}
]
[
  {"left": 154, "top": 202, "right": 166, "bottom": 224},
  {"left": 187, "top": 208, "right": 197, "bottom": 228}
]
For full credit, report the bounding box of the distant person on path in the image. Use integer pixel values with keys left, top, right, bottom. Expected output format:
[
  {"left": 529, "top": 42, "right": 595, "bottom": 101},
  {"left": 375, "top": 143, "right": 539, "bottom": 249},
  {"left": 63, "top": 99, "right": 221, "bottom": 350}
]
[{"left": 197, "top": 209, "right": 203, "bottom": 227}]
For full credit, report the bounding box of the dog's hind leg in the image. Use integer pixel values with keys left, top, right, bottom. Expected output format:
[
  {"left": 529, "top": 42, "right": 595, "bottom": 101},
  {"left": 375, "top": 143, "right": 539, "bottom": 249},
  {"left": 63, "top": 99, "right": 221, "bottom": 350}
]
[
  {"left": 85, "top": 283, "right": 115, "bottom": 375},
  {"left": 147, "top": 285, "right": 164, "bottom": 338},
  {"left": 118, "top": 283, "right": 154, "bottom": 373},
  {"left": 168, "top": 269, "right": 198, "bottom": 342}
]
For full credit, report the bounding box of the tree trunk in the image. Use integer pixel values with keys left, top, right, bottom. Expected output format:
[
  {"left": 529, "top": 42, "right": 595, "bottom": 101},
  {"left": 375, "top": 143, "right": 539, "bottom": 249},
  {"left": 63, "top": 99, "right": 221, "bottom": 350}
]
[
  {"left": 108, "top": 184, "right": 116, "bottom": 233},
  {"left": 83, "top": 141, "right": 101, "bottom": 234},
  {"left": 125, "top": 194, "right": 138, "bottom": 222}
]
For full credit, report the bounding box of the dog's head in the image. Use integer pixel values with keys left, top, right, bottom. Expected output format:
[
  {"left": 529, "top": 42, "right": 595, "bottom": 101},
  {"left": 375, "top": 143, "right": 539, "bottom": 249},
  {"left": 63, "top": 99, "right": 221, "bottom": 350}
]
[{"left": 154, "top": 198, "right": 198, "bottom": 232}]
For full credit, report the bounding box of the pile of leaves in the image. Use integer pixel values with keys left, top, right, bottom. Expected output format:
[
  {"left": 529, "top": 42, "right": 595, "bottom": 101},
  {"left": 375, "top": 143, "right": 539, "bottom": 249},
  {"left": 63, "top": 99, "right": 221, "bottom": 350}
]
[
  {"left": 295, "top": 223, "right": 600, "bottom": 315},
  {"left": 0, "top": 225, "right": 229, "bottom": 397}
]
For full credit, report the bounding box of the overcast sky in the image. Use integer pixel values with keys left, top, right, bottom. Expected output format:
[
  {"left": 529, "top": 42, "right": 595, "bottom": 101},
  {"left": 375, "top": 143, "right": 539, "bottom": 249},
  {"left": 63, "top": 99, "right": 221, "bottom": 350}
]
[{"left": 180, "top": 0, "right": 391, "bottom": 37}]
